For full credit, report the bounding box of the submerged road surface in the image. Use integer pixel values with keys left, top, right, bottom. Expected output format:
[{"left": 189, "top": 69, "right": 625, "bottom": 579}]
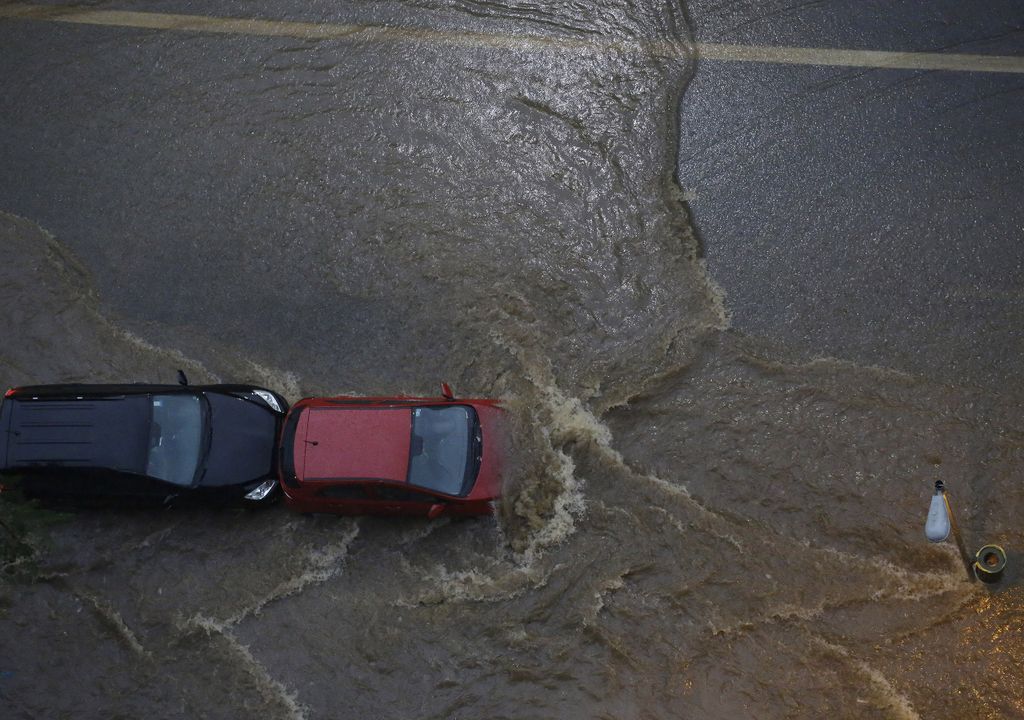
[{"left": 1, "top": 2, "right": 1022, "bottom": 718}]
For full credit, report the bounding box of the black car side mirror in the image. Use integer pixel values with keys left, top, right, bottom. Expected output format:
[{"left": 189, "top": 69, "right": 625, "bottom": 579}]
[{"left": 177, "top": 369, "right": 189, "bottom": 386}]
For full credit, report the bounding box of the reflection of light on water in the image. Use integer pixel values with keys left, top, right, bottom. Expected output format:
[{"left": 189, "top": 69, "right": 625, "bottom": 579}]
[{"left": 956, "top": 587, "right": 1024, "bottom": 718}]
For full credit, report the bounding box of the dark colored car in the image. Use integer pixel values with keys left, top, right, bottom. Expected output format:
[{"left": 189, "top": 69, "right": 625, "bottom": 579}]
[
  {"left": 0, "top": 373, "right": 288, "bottom": 506},
  {"left": 279, "top": 383, "right": 505, "bottom": 518}
]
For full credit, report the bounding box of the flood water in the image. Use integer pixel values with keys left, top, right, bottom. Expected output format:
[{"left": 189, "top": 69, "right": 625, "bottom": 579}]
[{"left": 1, "top": 2, "right": 1022, "bottom": 718}]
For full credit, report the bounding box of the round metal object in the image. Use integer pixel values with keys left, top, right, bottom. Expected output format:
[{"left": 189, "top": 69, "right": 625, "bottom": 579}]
[{"left": 973, "top": 544, "right": 1007, "bottom": 583}]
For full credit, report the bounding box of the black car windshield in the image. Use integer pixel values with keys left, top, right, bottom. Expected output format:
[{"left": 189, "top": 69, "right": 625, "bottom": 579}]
[
  {"left": 146, "top": 394, "right": 204, "bottom": 486},
  {"left": 407, "top": 406, "right": 476, "bottom": 495}
]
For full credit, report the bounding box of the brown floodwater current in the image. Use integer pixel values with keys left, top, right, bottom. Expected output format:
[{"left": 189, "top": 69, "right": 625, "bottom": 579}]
[{"left": 1, "top": 1, "right": 1022, "bottom": 718}]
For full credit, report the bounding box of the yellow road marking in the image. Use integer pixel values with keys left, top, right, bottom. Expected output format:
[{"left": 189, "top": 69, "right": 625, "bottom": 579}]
[
  {"left": 697, "top": 42, "right": 1024, "bottom": 74},
  {"left": 0, "top": 3, "right": 629, "bottom": 52},
  {"left": 2, "top": 3, "right": 1024, "bottom": 74}
]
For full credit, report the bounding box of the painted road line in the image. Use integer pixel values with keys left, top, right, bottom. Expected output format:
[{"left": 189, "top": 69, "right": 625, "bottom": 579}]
[
  {"left": 696, "top": 42, "right": 1024, "bottom": 74},
  {"left": 0, "top": 3, "right": 632, "bottom": 52},
  {"left": 2, "top": 3, "right": 1024, "bottom": 74}
]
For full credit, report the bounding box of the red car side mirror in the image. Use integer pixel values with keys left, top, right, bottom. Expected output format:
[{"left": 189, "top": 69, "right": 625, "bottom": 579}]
[
  {"left": 428, "top": 503, "right": 446, "bottom": 520},
  {"left": 440, "top": 382, "right": 454, "bottom": 401}
]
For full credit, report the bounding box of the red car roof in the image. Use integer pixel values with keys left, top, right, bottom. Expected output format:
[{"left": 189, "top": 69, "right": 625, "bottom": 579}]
[{"left": 296, "top": 407, "right": 412, "bottom": 482}]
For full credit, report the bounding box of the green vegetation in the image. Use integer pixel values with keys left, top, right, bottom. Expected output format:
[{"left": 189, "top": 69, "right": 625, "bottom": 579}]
[{"left": 0, "top": 482, "right": 68, "bottom": 577}]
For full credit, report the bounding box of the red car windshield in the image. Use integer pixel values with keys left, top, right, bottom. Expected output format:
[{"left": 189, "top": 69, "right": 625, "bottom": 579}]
[{"left": 407, "top": 406, "right": 480, "bottom": 496}]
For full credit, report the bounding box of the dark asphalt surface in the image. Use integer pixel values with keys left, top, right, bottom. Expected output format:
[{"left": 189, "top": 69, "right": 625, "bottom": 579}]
[
  {"left": 1, "top": 1, "right": 1022, "bottom": 391},
  {"left": 682, "top": 0, "right": 1024, "bottom": 389}
]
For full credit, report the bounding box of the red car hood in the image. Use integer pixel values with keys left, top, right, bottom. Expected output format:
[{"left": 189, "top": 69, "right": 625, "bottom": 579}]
[
  {"left": 467, "top": 404, "right": 507, "bottom": 501},
  {"left": 295, "top": 407, "right": 412, "bottom": 482}
]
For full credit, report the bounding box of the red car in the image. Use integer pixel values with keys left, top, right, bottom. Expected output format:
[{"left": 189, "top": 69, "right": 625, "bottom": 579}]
[{"left": 278, "top": 384, "right": 505, "bottom": 517}]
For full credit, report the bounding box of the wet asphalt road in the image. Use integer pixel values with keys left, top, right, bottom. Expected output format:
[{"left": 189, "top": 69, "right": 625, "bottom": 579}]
[
  {"left": 1, "top": 1, "right": 1022, "bottom": 391},
  {"left": 682, "top": 0, "right": 1024, "bottom": 389}
]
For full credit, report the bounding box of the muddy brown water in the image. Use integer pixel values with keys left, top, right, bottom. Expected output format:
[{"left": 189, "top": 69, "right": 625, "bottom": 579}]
[{"left": 1, "top": 2, "right": 1022, "bottom": 718}]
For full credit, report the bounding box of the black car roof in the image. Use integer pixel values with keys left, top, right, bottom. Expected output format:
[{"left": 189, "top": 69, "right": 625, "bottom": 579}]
[
  {"left": 1, "top": 392, "right": 152, "bottom": 473},
  {"left": 8, "top": 384, "right": 189, "bottom": 399},
  {"left": 7, "top": 383, "right": 278, "bottom": 400}
]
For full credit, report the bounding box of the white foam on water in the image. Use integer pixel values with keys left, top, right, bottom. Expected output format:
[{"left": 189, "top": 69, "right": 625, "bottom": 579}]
[
  {"left": 490, "top": 328, "right": 738, "bottom": 562},
  {"left": 812, "top": 543, "right": 972, "bottom": 603},
  {"left": 503, "top": 335, "right": 741, "bottom": 532},
  {"left": 187, "top": 615, "right": 308, "bottom": 720},
  {"left": 742, "top": 346, "right": 918, "bottom": 384},
  {"left": 489, "top": 328, "right": 611, "bottom": 447},
  {"left": 77, "top": 590, "right": 149, "bottom": 658},
  {"left": 106, "top": 324, "right": 222, "bottom": 383},
  {"left": 542, "top": 387, "right": 616, "bottom": 451},
  {"left": 650, "top": 505, "right": 744, "bottom": 551},
  {"left": 105, "top": 305, "right": 313, "bottom": 400},
  {"left": 399, "top": 561, "right": 553, "bottom": 607},
  {"left": 708, "top": 601, "right": 830, "bottom": 638},
  {"left": 696, "top": 257, "right": 732, "bottom": 330},
  {"left": 488, "top": 329, "right": 593, "bottom": 559},
  {"left": 814, "top": 638, "right": 922, "bottom": 720},
  {"left": 645, "top": 479, "right": 971, "bottom": 613},
  {"left": 225, "top": 521, "right": 360, "bottom": 625},
  {"left": 183, "top": 611, "right": 229, "bottom": 636},
  {"left": 583, "top": 573, "right": 628, "bottom": 626},
  {"left": 396, "top": 517, "right": 451, "bottom": 545},
  {"left": 513, "top": 447, "right": 586, "bottom": 565},
  {"left": 706, "top": 538, "right": 974, "bottom": 639}
]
